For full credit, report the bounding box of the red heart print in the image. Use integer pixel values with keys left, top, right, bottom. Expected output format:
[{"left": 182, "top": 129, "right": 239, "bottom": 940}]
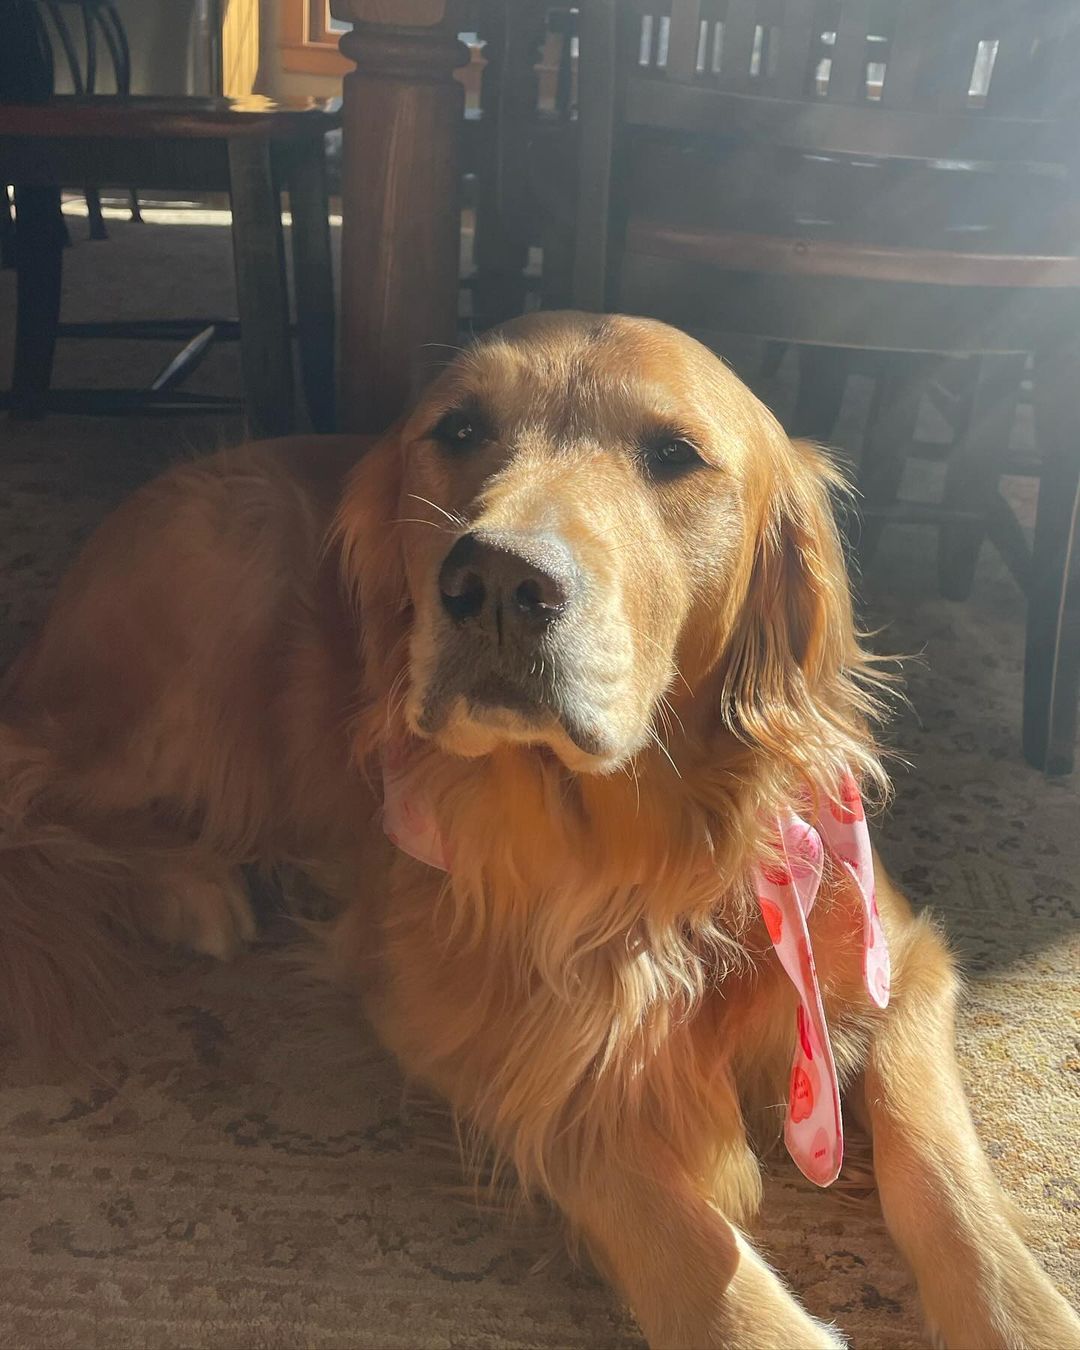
[
  {"left": 790, "top": 1064, "right": 815, "bottom": 1122},
  {"left": 828, "top": 772, "right": 865, "bottom": 824},
  {"left": 761, "top": 861, "right": 792, "bottom": 887},
  {"left": 759, "top": 898, "right": 784, "bottom": 944}
]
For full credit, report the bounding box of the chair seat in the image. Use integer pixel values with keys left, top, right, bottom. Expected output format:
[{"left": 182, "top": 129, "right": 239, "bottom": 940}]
[
  {"left": 625, "top": 219, "right": 1080, "bottom": 290},
  {"left": 0, "top": 95, "right": 341, "bottom": 142},
  {"left": 0, "top": 97, "right": 341, "bottom": 194}
]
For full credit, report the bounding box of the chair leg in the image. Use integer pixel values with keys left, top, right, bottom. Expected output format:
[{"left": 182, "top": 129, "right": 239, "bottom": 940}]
[
  {"left": 472, "top": 214, "right": 531, "bottom": 328},
  {"left": 10, "top": 183, "right": 64, "bottom": 421},
  {"left": 86, "top": 187, "right": 108, "bottom": 240},
  {"left": 789, "top": 345, "right": 849, "bottom": 443},
  {"left": 937, "top": 353, "right": 1026, "bottom": 602},
  {"left": 856, "top": 354, "right": 926, "bottom": 569},
  {"left": 539, "top": 219, "right": 574, "bottom": 311},
  {"left": 286, "top": 146, "right": 336, "bottom": 433},
  {"left": 227, "top": 138, "right": 295, "bottom": 440},
  {"left": 758, "top": 340, "right": 788, "bottom": 382},
  {"left": 1023, "top": 347, "right": 1080, "bottom": 775}
]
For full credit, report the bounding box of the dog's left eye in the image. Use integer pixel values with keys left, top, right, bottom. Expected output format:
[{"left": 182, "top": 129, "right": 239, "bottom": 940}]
[
  {"left": 431, "top": 408, "right": 485, "bottom": 452},
  {"left": 641, "top": 436, "right": 704, "bottom": 478}
]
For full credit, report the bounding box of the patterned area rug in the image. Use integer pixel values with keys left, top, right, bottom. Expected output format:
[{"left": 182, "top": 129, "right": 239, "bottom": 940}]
[{"left": 0, "top": 218, "right": 1077, "bottom": 1348}]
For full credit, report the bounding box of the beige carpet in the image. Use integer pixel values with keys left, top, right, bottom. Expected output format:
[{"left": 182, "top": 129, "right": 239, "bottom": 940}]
[{"left": 0, "top": 215, "right": 1077, "bottom": 1349}]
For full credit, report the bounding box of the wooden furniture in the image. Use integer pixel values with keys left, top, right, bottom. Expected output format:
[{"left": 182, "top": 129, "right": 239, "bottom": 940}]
[
  {"left": 568, "top": 0, "right": 1080, "bottom": 774},
  {"left": 1, "top": 0, "right": 66, "bottom": 415},
  {"left": 326, "top": 2, "right": 578, "bottom": 427},
  {"left": 34, "top": 0, "right": 141, "bottom": 237},
  {"left": 0, "top": 94, "right": 339, "bottom": 435},
  {"left": 470, "top": 1, "right": 578, "bottom": 328},
  {"left": 329, "top": 0, "right": 471, "bottom": 434}
]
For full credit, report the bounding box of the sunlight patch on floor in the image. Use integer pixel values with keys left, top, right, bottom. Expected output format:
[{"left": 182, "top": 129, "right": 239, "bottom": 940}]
[{"left": 60, "top": 200, "right": 343, "bottom": 228}]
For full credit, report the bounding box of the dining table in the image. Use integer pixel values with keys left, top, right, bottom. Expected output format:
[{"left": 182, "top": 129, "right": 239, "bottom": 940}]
[{"left": 329, "top": 1, "right": 475, "bottom": 433}]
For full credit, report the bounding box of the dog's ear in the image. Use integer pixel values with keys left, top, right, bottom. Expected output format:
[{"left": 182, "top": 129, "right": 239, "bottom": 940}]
[
  {"left": 333, "top": 424, "right": 410, "bottom": 704},
  {"left": 713, "top": 437, "right": 882, "bottom": 791}
]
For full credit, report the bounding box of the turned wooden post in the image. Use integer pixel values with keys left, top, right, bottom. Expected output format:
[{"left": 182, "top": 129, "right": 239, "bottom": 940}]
[{"left": 331, "top": 0, "right": 469, "bottom": 432}]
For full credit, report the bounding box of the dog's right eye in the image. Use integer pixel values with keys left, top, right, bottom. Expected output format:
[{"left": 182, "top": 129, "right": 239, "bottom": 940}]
[{"left": 430, "top": 408, "right": 484, "bottom": 452}]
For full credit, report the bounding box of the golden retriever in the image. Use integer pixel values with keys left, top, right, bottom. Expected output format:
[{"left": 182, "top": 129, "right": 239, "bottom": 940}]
[{"left": 1, "top": 313, "right": 1077, "bottom": 1350}]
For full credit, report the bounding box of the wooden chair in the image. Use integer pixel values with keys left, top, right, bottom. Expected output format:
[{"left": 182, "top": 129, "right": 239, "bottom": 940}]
[
  {"left": 0, "top": 94, "right": 339, "bottom": 436},
  {"left": 34, "top": 0, "right": 142, "bottom": 236},
  {"left": 1, "top": 0, "right": 337, "bottom": 435},
  {"left": 569, "top": 0, "right": 1080, "bottom": 774}
]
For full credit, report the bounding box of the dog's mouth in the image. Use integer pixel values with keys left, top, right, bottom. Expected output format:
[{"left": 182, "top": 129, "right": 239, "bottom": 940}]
[
  {"left": 467, "top": 674, "right": 547, "bottom": 721},
  {"left": 413, "top": 652, "right": 610, "bottom": 761}
]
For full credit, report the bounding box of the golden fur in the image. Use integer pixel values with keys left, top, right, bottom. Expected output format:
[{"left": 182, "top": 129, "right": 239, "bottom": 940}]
[{"left": 0, "top": 314, "right": 1076, "bottom": 1350}]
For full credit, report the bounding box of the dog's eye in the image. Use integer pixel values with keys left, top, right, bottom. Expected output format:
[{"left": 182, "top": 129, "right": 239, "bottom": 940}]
[
  {"left": 641, "top": 436, "right": 703, "bottom": 479},
  {"left": 431, "top": 408, "right": 484, "bottom": 452}
]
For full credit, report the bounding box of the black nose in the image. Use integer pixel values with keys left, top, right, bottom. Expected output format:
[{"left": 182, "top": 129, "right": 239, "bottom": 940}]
[{"left": 439, "top": 531, "right": 573, "bottom": 635}]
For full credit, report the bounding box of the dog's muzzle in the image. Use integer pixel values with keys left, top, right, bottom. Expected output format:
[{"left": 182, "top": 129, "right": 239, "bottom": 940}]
[{"left": 418, "top": 528, "right": 604, "bottom": 752}]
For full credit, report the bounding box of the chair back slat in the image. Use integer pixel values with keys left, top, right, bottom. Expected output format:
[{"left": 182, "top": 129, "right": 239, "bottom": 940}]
[
  {"left": 665, "top": 0, "right": 700, "bottom": 82},
  {"left": 716, "top": 0, "right": 761, "bottom": 89},
  {"left": 911, "top": 10, "right": 985, "bottom": 111},
  {"left": 983, "top": 29, "right": 1041, "bottom": 114},
  {"left": 824, "top": 0, "right": 876, "bottom": 104},
  {"left": 878, "top": 0, "right": 932, "bottom": 109},
  {"left": 771, "top": 0, "right": 817, "bottom": 100}
]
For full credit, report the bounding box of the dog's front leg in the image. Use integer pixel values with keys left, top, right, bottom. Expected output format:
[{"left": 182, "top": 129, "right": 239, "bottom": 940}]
[
  {"left": 860, "top": 901, "right": 1080, "bottom": 1350},
  {"left": 553, "top": 1146, "right": 846, "bottom": 1350}
]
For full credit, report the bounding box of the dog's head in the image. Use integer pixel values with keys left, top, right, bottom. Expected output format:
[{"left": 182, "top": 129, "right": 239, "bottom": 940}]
[{"left": 339, "top": 313, "right": 882, "bottom": 791}]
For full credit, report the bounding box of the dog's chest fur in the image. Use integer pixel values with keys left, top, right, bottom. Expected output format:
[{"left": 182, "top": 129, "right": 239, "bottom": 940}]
[{"left": 336, "top": 806, "right": 876, "bottom": 1218}]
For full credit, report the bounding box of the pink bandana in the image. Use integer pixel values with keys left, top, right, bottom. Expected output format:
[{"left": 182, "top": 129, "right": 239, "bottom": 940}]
[
  {"left": 381, "top": 750, "right": 888, "bottom": 1188},
  {"left": 381, "top": 740, "right": 449, "bottom": 871},
  {"left": 754, "top": 773, "right": 889, "bottom": 1186}
]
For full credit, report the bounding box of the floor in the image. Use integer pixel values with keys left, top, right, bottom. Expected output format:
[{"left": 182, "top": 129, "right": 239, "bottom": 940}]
[{"left": 0, "top": 211, "right": 1077, "bottom": 1349}]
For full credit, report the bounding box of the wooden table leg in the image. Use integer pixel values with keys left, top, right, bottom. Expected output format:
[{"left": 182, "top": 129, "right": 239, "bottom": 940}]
[
  {"left": 790, "top": 345, "right": 849, "bottom": 443},
  {"left": 1024, "top": 346, "right": 1080, "bottom": 775},
  {"left": 228, "top": 137, "right": 295, "bottom": 440},
  {"left": 856, "top": 354, "right": 928, "bottom": 569},
  {"left": 10, "top": 183, "right": 64, "bottom": 421},
  {"left": 937, "top": 352, "right": 1026, "bottom": 602},
  {"left": 331, "top": 1, "right": 468, "bottom": 433}
]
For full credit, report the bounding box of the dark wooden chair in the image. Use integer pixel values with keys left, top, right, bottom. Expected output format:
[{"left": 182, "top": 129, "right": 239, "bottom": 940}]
[
  {"left": 0, "top": 0, "right": 337, "bottom": 436},
  {"left": 0, "top": 94, "right": 339, "bottom": 436},
  {"left": 568, "top": 0, "right": 1080, "bottom": 774},
  {"left": 34, "top": 0, "right": 142, "bottom": 236}
]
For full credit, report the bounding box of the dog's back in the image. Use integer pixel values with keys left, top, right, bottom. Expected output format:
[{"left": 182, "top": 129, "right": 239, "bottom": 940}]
[{"left": 0, "top": 435, "right": 369, "bottom": 1065}]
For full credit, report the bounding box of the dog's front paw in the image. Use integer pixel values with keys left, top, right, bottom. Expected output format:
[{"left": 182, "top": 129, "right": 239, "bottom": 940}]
[
  {"left": 924, "top": 1323, "right": 947, "bottom": 1350},
  {"left": 153, "top": 869, "right": 257, "bottom": 960},
  {"left": 923, "top": 1267, "right": 1080, "bottom": 1350}
]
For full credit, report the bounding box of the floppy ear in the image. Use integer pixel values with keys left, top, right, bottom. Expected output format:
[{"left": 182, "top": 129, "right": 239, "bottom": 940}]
[
  {"left": 716, "top": 438, "right": 884, "bottom": 793},
  {"left": 332, "top": 425, "right": 411, "bottom": 712}
]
